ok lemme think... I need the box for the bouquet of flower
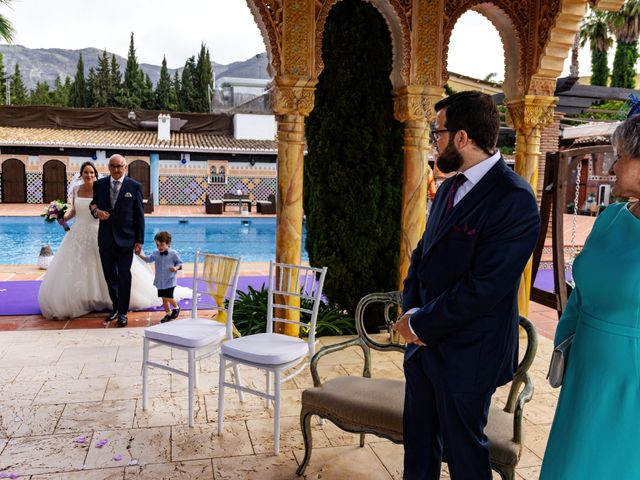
[42,200,70,231]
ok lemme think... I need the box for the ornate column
[271,76,316,336]
[505,94,556,316]
[393,85,444,290]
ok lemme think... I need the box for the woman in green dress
[540,115,640,479]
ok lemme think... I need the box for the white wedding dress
[38,196,191,320]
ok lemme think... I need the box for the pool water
[0,217,308,264]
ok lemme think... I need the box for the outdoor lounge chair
[297,291,538,480]
[143,192,154,214]
[142,252,243,426]
[256,194,276,214]
[205,194,223,214]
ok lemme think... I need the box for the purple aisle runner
[0,276,269,317]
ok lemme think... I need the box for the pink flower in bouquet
[42,200,70,231]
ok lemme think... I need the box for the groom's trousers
[99,244,134,315]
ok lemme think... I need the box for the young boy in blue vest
[136,231,183,323]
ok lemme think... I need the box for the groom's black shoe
[116,315,128,328]
[105,310,118,322]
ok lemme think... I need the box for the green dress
[540,202,640,479]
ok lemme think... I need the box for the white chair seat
[145,318,226,348]
[221,332,309,365]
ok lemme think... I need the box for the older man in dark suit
[90,154,145,328]
[395,91,540,480]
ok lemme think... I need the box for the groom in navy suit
[395,91,540,479]
[90,154,145,328]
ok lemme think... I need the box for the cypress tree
[51,75,71,106]
[69,52,86,108]
[141,72,154,109]
[0,52,6,104]
[195,43,213,112]
[86,67,98,107]
[10,63,28,105]
[155,56,173,110]
[110,53,122,106]
[179,56,198,112]
[171,71,181,111]
[304,0,404,316]
[93,50,111,107]
[122,32,142,108]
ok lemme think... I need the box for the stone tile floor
[0,327,558,479]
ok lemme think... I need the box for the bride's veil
[67,170,103,202]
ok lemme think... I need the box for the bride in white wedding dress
[38,161,191,320]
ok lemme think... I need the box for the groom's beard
[436,137,464,174]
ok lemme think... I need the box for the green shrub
[229,285,355,337]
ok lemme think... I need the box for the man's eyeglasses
[429,128,455,144]
[109,164,126,169]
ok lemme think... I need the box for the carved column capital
[505,95,557,133]
[393,85,444,124]
[270,77,317,117]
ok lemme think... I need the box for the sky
[1,1,587,79]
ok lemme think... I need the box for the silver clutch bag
[547,334,575,388]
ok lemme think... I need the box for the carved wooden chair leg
[493,465,514,480]
[296,411,314,476]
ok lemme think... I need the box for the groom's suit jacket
[92,176,145,249]
[402,158,540,393]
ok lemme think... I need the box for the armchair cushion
[302,376,404,441]
[486,404,520,466]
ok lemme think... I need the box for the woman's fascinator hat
[625,94,640,118]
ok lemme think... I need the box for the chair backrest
[191,251,241,339]
[266,262,328,356]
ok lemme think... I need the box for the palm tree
[579,10,613,86]
[608,0,640,88]
[0,0,15,42]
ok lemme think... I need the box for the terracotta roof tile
[0,127,278,154]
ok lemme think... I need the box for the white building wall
[233,114,276,141]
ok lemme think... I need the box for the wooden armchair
[297,291,538,480]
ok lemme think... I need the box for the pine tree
[30,81,51,105]
[69,52,87,108]
[304,0,404,316]
[195,43,214,112]
[155,56,173,110]
[179,56,198,112]
[110,53,122,106]
[10,63,28,105]
[86,67,98,107]
[122,32,142,108]
[141,72,154,109]
[92,50,111,107]
[170,71,180,111]
[51,75,71,106]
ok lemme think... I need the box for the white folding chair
[142,251,242,427]
[218,261,328,454]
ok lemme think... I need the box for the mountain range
[0,45,271,90]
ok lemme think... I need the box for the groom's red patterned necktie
[444,173,467,216]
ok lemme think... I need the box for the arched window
[210,165,227,184]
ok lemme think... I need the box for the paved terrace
[0,328,555,479]
[0,203,589,477]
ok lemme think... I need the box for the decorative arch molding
[245,0,282,77]
[314,0,410,88]
[531,0,581,85]
[442,1,526,97]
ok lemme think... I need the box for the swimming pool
[0,217,309,264]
